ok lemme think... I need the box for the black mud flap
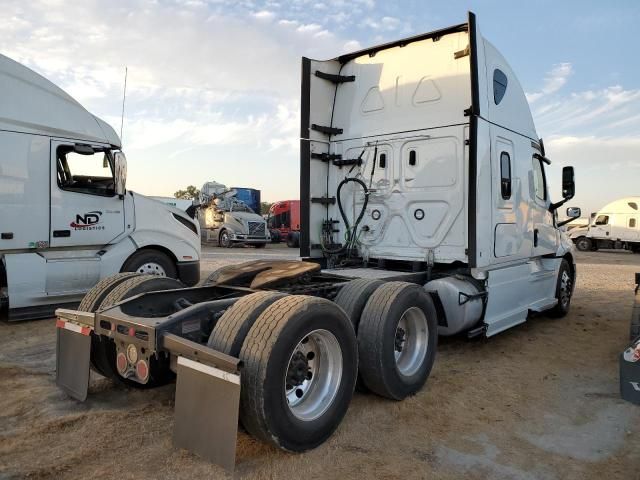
[173,356,241,472]
[56,324,92,401]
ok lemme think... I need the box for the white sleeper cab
[52,12,580,470]
[300,12,579,336]
[0,54,201,320]
[570,197,640,252]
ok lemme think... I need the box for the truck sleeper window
[56,146,115,197]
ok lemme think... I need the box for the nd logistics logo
[70,211,105,231]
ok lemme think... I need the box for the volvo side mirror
[566,207,581,218]
[114,151,127,197]
[562,166,575,199]
[558,206,581,227]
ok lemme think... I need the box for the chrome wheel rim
[285,329,343,421]
[136,262,166,276]
[394,307,429,377]
[559,270,572,308]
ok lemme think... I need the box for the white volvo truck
[0,54,201,321]
[54,12,579,471]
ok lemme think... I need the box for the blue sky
[1,0,639,214]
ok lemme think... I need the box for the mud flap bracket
[173,355,241,472]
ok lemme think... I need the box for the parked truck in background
[199,181,270,247]
[0,54,201,321]
[570,197,640,252]
[267,200,301,247]
[54,12,580,471]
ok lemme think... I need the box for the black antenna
[119,66,128,145]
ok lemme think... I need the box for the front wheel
[239,296,357,452]
[219,229,232,248]
[122,249,177,278]
[575,237,591,252]
[548,259,573,318]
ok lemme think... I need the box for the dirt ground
[1,246,639,479]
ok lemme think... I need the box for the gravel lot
[1,246,639,479]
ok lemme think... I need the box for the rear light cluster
[116,344,150,382]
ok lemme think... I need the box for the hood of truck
[129,192,201,260]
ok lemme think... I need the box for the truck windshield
[56,146,115,197]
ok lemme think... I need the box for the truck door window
[379,153,386,168]
[56,146,115,196]
[630,218,636,228]
[594,215,609,226]
[500,152,511,199]
[531,156,547,201]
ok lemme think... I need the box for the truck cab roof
[0,53,121,147]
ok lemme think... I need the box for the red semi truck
[267,200,300,247]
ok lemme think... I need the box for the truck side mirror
[113,151,127,197]
[562,166,575,199]
[566,207,581,218]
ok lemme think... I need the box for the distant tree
[174,185,200,200]
[261,202,274,215]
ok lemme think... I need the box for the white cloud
[252,10,275,21]
[526,63,573,103]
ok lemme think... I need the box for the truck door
[50,140,125,247]
[591,214,611,240]
[530,154,557,256]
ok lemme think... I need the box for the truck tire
[357,282,438,400]
[78,272,143,376]
[334,279,384,331]
[334,279,384,392]
[93,275,184,387]
[548,259,573,318]
[219,229,232,248]
[575,237,591,252]
[239,296,357,451]
[207,292,285,357]
[122,249,177,278]
[286,232,300,248]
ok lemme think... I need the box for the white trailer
[53,12,580,471]
[0,54,201,321]
[569,197,640,252]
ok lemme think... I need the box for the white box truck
[53,12,580,471]
[0,54,201,321]
[569,197,640,252]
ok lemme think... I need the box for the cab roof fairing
[0,53,122,148]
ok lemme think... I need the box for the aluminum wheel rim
[136,262,166,276]
[559,270,572,307]
[394,307,429,377]
[285,329,343,422]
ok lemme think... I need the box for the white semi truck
[199,181,270,247]
[0,54,201,321]
[54,12,579,471]
[570,197,640,252]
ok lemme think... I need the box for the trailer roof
[0,54,120,147]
